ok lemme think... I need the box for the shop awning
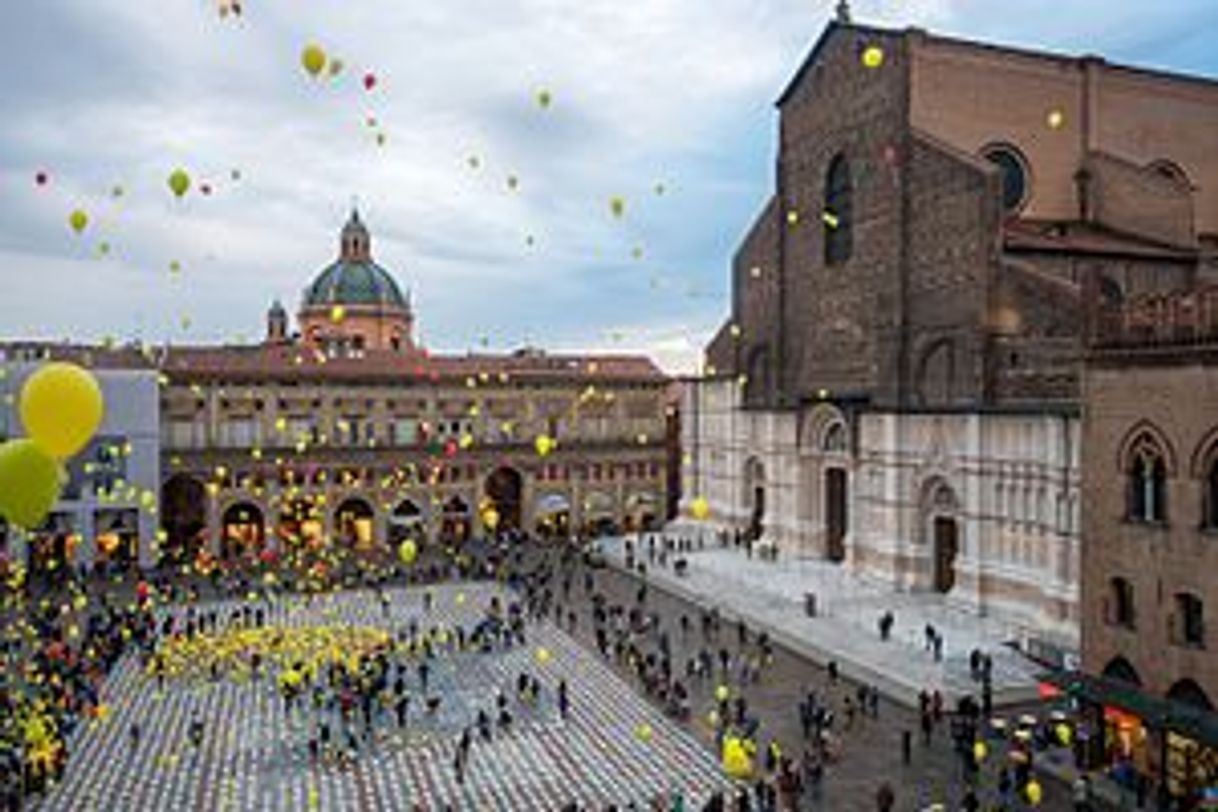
[1041,670,1218,747]
[536,493,571,515]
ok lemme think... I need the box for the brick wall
[1082,357,1218,702]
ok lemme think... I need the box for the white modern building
[0,345,160,572]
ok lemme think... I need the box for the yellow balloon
[973,740,988,763]
[714,684,730,703]
[20,362,104,458]
[1026,780,1042,806]
[862,45,885,69]
[534,434,555,457]
[482,508,500,531]
[397,539,417,565]
[534,647,552,666]
[0,440,62,528]
[635,722,653,743]
[609,196,626,218]
[68,209,89,234]
[691,496,710,521]
[301,44,327,77]
[167,168,191,198]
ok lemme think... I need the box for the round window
[983,145,1030,212]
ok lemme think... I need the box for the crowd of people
[1,524,1110,811]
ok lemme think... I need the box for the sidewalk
[598,535,1045,709]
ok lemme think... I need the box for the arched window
[1107,577,1135,629]
[1173,592,1205,648]
[982,143,1031,213]
[1126,434,1167,523]
[822,422,848,454]
[824,154,853,266]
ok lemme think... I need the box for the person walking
[1072,773,1093,811]
[875,782,895,812]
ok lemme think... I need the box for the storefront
[1043,671,1218,805]
[534,493,571,538]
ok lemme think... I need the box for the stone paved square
[36,582,728,811]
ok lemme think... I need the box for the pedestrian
[875,782,895,812]
[558,680,570,720]
[827,660,838,684]
[901,729,912,765]
[128,722,141,755]
[1072,773,1093,811]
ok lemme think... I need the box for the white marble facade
[677,378,1080,652]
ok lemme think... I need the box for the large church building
[681,16,1218,656]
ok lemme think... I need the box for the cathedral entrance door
[749,485,765,542]
[932,517,958,593]
[824,468,847,563]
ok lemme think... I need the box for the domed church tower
[298,209,414,354]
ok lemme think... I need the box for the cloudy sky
[1,0,1214,372]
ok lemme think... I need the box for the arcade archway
[278,498,324,547]
[441,496,471,543]
[334,497,376,549]
[161,474,207,564]
[535,493,571,538]
[485,467,523,530]
[221,502,265,561]
[390,499,424,544]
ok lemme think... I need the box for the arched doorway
[221,502,265,561]
[334,497,376,549]
[484,467,523,530]
[744,457,765,542]
[29,513,74,581]
[583,492,616,537]
[1168,679,1213,711]
[95,508,139,572]
[1102,656,1142,686]
[279,498,324,547]
[625,492,659,532]
[1165,680,1218,800]
[441,496,470,543]
[161,474,206,564]
[535,493,571,538]
[390,499,423,544]
[824,469,848,563]
[923,479,960,594]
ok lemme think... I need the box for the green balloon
[168,168,191,198]
[0,439,62,529]
[69,209,89,234]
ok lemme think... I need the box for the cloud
[0,0,1214,373]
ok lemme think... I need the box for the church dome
[304,260,407,308]
[302,209,409,310]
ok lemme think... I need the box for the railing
[1093,286,1218,349]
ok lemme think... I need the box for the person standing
[875,782,895,812]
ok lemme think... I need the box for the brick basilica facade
[681,16,1218,657]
